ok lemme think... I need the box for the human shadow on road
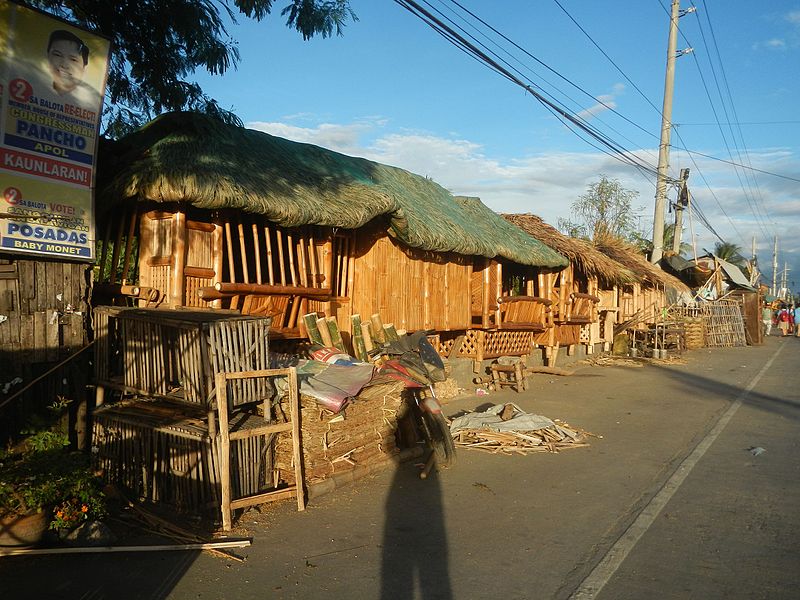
[380,459,452,600]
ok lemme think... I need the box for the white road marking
[569,343,785,600]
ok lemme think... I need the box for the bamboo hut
[502,214,639,356]
[95,112,567,353]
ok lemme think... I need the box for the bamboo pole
[237,216,250,284]
[370,314,386,344]
[316,317,333,347]
[252,222,262,284]
[206,282,331,297]
[361,322,374,353]
[264,225,275,285]
[276,229,286,285]
[308,231,319,288]
[326,317,344,351]
[297,230,309,288]
[225,219,236,283]
[351,314,368,361]
[303,313,323,344]
[286,231,298,287]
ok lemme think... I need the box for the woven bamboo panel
[457,329,534,360]
[274,381,405,483]
[683,319,706,349]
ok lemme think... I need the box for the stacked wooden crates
[91,307,299,520]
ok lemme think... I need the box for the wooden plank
[288,366,305,511]
[171,211,187,307]
[215,372,233,531]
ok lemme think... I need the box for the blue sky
[195,1,800,293]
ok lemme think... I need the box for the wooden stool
[489,360,526,392]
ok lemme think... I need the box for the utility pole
[651,0,693,265]
[672,168,689,254]
[772,236,778,297]
[781,262,790,300]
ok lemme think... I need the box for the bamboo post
[211,223,224,308]
[215,372,233,531]
[303,313,323,345]
[170,211,187,307]
[308,232,319,288]
[252,222,262,284]
[286,232,298,287]
[276,229,287,285]
[288,367,305,511]
[370,313,386,344]
[264,225,275,285]
[316,316,333,347]
[224,220,236,283]
[326,317,344,352]
[297,230,309,288]
[237,216,250,284]
[351,314,368,361]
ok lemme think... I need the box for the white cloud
[243,117,800,287]
[575,84,625,120]
[786,10,800,25]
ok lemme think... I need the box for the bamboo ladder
[214,368,305,531]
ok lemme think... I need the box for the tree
[713,241,747,268]
[557,176,643,241]
[29,1,357,137]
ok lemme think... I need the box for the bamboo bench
[497,296,553,332]
[560,292,600,324]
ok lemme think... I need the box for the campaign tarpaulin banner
[0,0,109,261]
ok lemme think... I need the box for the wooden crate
[93,399,279,517]
[93,306,272,408]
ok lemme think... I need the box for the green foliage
[557,176,644,242]
[0,399,106,529]
[713,241,747,267]
[29,0,357,137]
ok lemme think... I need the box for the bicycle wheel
[416,408,457,468]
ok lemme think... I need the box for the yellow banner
[0,0,109,261]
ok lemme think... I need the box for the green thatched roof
[99,112,567,269]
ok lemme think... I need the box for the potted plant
[0,428,107,547]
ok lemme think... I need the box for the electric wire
[393,0,662,177]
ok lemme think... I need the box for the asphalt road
[2,337,798,599]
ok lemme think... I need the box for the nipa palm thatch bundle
[99,112,568,269]
[501,213,639,286]
[274,381,406,483]
[593,233,690,293]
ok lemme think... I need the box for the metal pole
[651,0,681,264]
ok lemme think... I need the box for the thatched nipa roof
[501,213,639,286]
[593,234,690,292]
[99,112,567,269]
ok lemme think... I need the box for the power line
[393,0,662,177]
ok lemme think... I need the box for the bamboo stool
[215,367,305,531]
[489,358,526,393]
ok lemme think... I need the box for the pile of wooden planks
[453,419,594,455]
[274,381,406,482]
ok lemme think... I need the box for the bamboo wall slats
[350,233,471,332]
